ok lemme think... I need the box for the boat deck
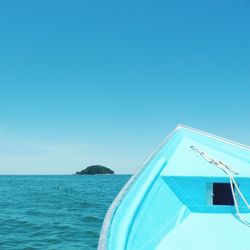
[157,213,250,250]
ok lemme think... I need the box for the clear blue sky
[0,0,249,174]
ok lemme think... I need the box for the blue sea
[0,175,130,250]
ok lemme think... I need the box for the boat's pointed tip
[176,124,186,129]
[176,124,203,133]
[175,124,193,131]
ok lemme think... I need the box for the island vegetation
[76,165,114,175]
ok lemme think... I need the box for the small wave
[83,230,99,238]
[80,201,95,208]
[82,215,102,223]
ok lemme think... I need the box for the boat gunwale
[97,126,181,250]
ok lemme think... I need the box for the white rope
[190,145,250,227]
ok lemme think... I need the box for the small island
[76,165,114,175]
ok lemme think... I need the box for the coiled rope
[190,145,250,227]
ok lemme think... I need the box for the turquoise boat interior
[98,125,250,250]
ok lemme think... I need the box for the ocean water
[0,175,131,250]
